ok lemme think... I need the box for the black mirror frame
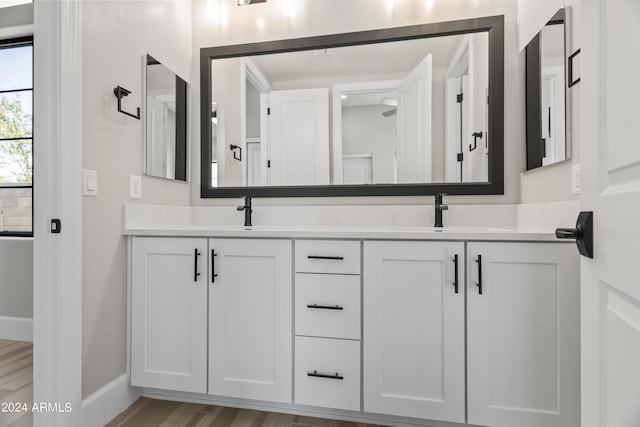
[525,9,566,171]
[200,15,504,198]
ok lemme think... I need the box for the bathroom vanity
[125,222,579,427]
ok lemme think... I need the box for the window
[0,37,33,236]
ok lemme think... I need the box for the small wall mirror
[144,54,188,181]
[525,9,568,170]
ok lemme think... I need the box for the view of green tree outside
[1,37,33,234]
[0,95,33,183]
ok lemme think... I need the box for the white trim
[0,316,33,342]
[33,1,84,426]
[81,374,141,427]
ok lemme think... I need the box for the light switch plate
[82,169,98,197]
[129,175,142,199]
[572,163,581,194]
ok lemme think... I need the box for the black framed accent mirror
[145,54,188,181]
[525,9,567,170]
[201,15,504,198]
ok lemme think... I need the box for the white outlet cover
[572,163,581,194]
[129,175,142,199]
[82,169,98,197]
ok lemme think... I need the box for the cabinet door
[130,237,207,393]
[363,241,465,422]
[209,238,292,403]
[467,242,579,427]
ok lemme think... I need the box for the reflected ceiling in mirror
[201,16,504,198]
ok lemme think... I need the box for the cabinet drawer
[295,240,360,274]
[295,274,360,340]
[295,336,360,411]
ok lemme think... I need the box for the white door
[268,88,329,185]
[363,241,465,423]
[581,1,640,426]
[146,96,167,177]
[208,238,292,403]
[467,242,579,427]
[246,139,261,186]
[396,54,432,183]
[130,237,208,393]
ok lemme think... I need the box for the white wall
[191,0,523,207]
[517,0,564,51]
[81,0,192,398]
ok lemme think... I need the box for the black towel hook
[113,86,140,120]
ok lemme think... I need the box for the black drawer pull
[307,255,344,260]
[307,370,343,380]
[307,304,344,310]
[194,249,201,282]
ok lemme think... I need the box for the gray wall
[0,238,32,319]
[342,105,396,184]
[81,0,192,398]
[191,0,526,207]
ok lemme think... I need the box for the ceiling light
[238,0,266,5]
[341,95,347,100]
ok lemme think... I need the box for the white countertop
[123,225,563,241]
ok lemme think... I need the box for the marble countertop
[123,225,564,242]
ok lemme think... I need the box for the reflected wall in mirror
[145,54,188,181]
[525,9,567,170]
[201,16,504,198]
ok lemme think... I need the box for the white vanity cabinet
[130,237,208,393]
[466,242,580,427]
[363,240,466,423]
[208,238,292,403]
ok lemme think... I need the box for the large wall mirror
[201,16,504,198]
[525,9,568,170]
[145,54,188,181]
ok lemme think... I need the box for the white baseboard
[0,316,33,342]
[81,374,141,427]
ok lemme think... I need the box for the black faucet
[237,196,252,227]
[434,193,448,228]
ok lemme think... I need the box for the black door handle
[555,211,593,258]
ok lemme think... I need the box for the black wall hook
[113,86,140,120]
[470,131,483,151]
[230,144,242,161]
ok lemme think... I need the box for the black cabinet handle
[211,249,218,283]
[476,255,483,295]
[307,255,344,260]
[452,254,459,294]
[194,249,201,282]
[307,370,343,380]
[306,304,344,310]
